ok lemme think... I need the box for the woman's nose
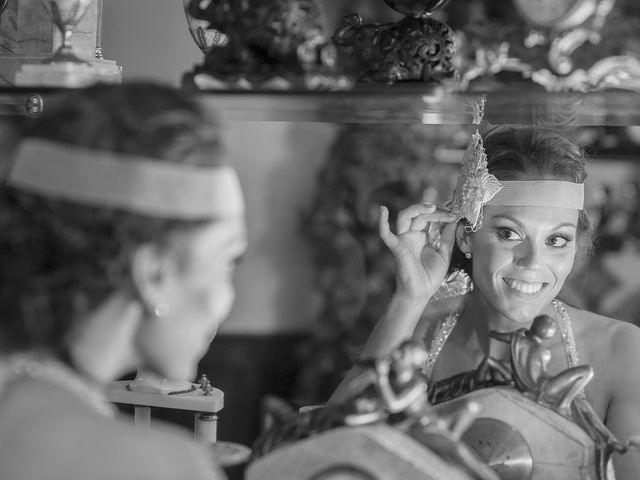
[514,239,544,269]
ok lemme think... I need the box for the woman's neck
[66,294,143,384]
[457,291,554,355]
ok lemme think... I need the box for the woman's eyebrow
[553,222,578,229]
[491,215,577,230]
[491,214,522,227]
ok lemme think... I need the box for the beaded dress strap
[423,298,467,379]
[424,298,583,382]
[552,299,580,368]
[552,299,588,402]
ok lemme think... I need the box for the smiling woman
[462,202,579,325]
[331,125,640,480]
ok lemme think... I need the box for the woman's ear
[455,222,473,257]
[130,243,172,316]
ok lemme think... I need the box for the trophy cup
[13,0,122,86]
[40,0,94,64]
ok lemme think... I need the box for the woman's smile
[502,277,548,297]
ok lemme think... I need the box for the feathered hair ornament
[447,96,502,232]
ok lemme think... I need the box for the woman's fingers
[397,203,436,234]
[397,204,455,234]
[409,214,431,233]
[382,204,458,260]
[379,206,399,250]
[437,221,458,259]
[409,211,457,232]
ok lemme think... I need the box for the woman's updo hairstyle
[0,82,224,355]
[449,124,592,276]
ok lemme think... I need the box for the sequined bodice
[424,298,615,478]
[424,297,581,379]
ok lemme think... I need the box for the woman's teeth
[503,278,544,295]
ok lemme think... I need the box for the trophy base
[14,57,122,87]
[127,371,196,395]
[247,423,474,480]
[435,387,600,480]
[42,44,92,66]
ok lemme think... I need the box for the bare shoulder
[567,305,640,347]
[565,305,640,387]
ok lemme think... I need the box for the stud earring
[154,302,170,318]
[464,252,472,259]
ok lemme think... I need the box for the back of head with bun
[0,82,225,355]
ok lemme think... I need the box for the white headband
[6,139,244,219]
[486,180,584,210]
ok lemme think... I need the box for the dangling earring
[154,302,170,318]
[464,252,472,259]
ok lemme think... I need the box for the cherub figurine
[373,340,431,416]
[252,340,497,480]
[479,315,631,479]
[479,314,592,417]
[373,345,497,480]
[339,339,431,426]
[252,340,431,455]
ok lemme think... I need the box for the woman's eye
[496,227,521,241]
[547,235,570,248]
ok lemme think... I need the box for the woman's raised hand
[379,203,458,301]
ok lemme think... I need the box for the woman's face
[137,216,247,381]
[463,205,579,324]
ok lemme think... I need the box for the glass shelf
[2,86,640,125]
[195,87,640,126]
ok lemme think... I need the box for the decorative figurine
[373,340,430,416]
[183,0,228,55]
[199,374,215,396]
[251,340,499,480]
[333,0,456,84]
[428,314,640,479]
[450,0,640,91]
[340,340,432,426]
[479,315,593,417]
[182,0,352,90]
